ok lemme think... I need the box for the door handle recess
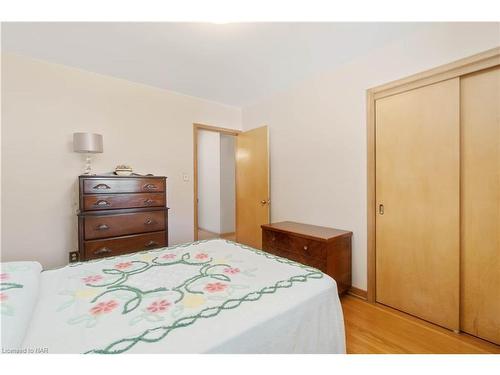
[378,204,384,215]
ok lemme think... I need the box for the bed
[1,239,345,354]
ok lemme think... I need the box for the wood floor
[198,229,236,241]
[341,295,500,354]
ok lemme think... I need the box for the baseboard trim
[198,228,220,235]
[347,286,368,300]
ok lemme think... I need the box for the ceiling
[2,22,426,107]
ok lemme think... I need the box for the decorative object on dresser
[261,221,352,295]
[77,175,168,261]
[73,132,103,175]
[114,164,133,176]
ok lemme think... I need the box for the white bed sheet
[21,239,345,354]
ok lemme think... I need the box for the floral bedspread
[1,262,42,351]
[21,239,344,354]
[1,266,25,316]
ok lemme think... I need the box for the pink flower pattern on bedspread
[47,240,325,354]
[58,240,319,337]
[90,300,118,315]
[82,275,103,284]
[115,262,133,270]
[161,253,176,260]
[204,282,228,293]
[223,267,240,275]
[146,300,171,313]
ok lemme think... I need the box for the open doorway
[193,123,270,247]
[193,124,240,241]
[197,129,236,241]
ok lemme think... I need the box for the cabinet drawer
[262,230,291,249]
[265,247,326,272]
[288,235,326,260]
[84,211,165,240]
[84,231,166,260]
[83,193,165,211]
[83,178,165,194]
[263,230,326,260]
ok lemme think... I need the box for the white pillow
[1,261,42,351]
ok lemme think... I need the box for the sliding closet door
[375,78,460,330]
[460,66,500,344]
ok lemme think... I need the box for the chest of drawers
[261,221,352,295]
[77,175,168,261]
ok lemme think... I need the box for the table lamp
[73,132,103,175]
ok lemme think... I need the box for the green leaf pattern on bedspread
[55,240,323,354]
[0,265,26,316]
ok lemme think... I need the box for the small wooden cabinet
[261,221,352,295]
[78,175,168,261]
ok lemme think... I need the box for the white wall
[242,23,500,290]
[197,130,221,233]
[1,53,241,269]
[220,134,236,234]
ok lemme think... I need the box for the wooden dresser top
[261,221,352,242]
[79,175,167,179]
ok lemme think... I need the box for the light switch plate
[182,173,190,182]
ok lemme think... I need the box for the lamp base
[83,155,93,175]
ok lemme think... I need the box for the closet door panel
[375,78,460,330]
[460,66,500,344]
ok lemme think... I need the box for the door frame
[193,123,241,241]
[366,47,500,303]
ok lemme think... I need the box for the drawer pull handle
[93,183,111,190]
[97,224,110,230]
[303,245,309,251]
[271,236,276,241]
[143,183,158,191]
[144,199,155,205]
[145,240,158,247]
[145,219,156,225]
[95,200,111,207]
[94,247,112,255]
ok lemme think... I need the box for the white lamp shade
[73,133,103,153]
